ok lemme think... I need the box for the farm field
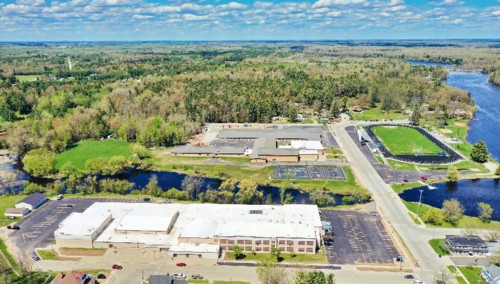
[372,126,444,155]
[55,140,134,170]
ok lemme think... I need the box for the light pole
[417,189,424,216]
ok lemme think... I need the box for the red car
[112,264,123,270]
[176,262,187,267]
[420,176,428,181]
[403,179,409,183]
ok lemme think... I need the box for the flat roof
[446,235,487,247]
[5,208,28,214]
[55,212,111,238]
[291,140,324,150]
[71,203,321,247]
[117,208,177,232]
[17,193,46,206]
[172,146,246,155]
[218,129,322,141]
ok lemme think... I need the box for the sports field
[55,140,134,170]
[371,126,444,155]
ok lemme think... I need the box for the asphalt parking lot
[321,210,399,265]
[9,197,145,256]
[274,166,346,180]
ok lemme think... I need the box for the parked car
[97,273,106,279]
[191,274,203,279]
[143,198,150,202]
[176,262,187,267]
[403,179,409,183]
[66,204,73,208]
[173,273,186,279]
[420,176,427,181]
[57,194,64,200]
[413,280,425,284]
[166,200,172,204]
[112,264,123,270]
[404,275,414,279]
[7,225,20,230]
[32,253,40,261]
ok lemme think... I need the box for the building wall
[299,154,318,161]
[219,236,317,254]
[15,202,34,211]
[261,155,299,163]
[178,237,217,245]
[250,158,267,164]
[168,252,219,262]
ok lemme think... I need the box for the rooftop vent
[249,210,263,215]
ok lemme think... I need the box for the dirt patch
[454,122,467,127]
[59,247,107,256]
[440,129,453,134]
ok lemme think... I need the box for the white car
[173,274,186,279]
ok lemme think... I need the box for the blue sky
[0,0,499,41]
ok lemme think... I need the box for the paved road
[329,123,454,283]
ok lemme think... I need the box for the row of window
[221,246,314,253]
[220,239,314,246]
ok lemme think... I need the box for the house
[149,275,188,284]
[15,193,47,210]
[51,271,96,284]
[482,264,500,284]
[4,208,30,218]
[445,235,488,255]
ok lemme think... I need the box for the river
[409,60,500,161]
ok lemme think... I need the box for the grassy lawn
[387,158,488,174]
[0,195,27,227]
[218,156,251,163]
[387,159,417,171]
[372,126,444,155]
[428,239,450,256]
[351,105,407,121]
[404,201,500,229]
[438,119,474,157]
[59,247,107,256]
[37,250,57,260]
[457,266,486,284]
[0,238,19,271]
[225,249,327,263]
[456,276,467,284]
[391,182,422,194]
[15,75,38,82]
[55,140,134,170]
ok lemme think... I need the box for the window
[279,247,285,251]
[256,241,262,245]
[263,240,270,245]
[237,240,244,244]
[228,240,234,244]
[245,246,252,251]
[186,254,189,258]
[287,247,293,252]
[287,241,294,246]
[264,247,270,252]
[307,241,314,246]
[278,240,285,245]
[221,239,227,244]
[306,248,313,253]
[298,248,304,252]
[256,247,262,251]
[298,241,305,245]
[245,240,252,245]
[221,246,227,250]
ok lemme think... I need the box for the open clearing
[15,75,38,82]
[372,126,444,155]
[55,140,134,169]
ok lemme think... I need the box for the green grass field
[55,140,134,170]
[372,126,444,155]
[15,75,38,82]
[457,266,486,284]
[0,195,27,227]
[428,239,450,256]
[225,248,327,263]
[351,105,407,121]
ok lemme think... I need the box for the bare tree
[434,266,452,284]
[0,259,12,284]
[18,256,33,282]
[461,220,478,237]
[485,230,500,242]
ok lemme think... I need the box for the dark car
[324,240,333,246]
[404,275,414,279]
[32,253,40,261]
[112,264,123,270]
[403,179,409,183]
[176,262,187,267]
[143,198,151,202]
[191,274,203,279]
[66,204,73,208]
[7,225,20,230]
[97,273,106,279]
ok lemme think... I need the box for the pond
[0,160,343,206]
[399,179,500,221]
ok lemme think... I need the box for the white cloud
[254,2,273,9]
[218,2,248,10]
[327,10,342,17]
[430,0,464,6]
[183,13,209,21]
[312,0,366,8]
[493,10,500,16]
[92,0,136,6]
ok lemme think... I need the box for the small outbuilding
[482,264,500,284]
[15,193,47,210]
[445,235,488,255]
[4,208,30,218]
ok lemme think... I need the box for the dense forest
[0,42,486,158]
